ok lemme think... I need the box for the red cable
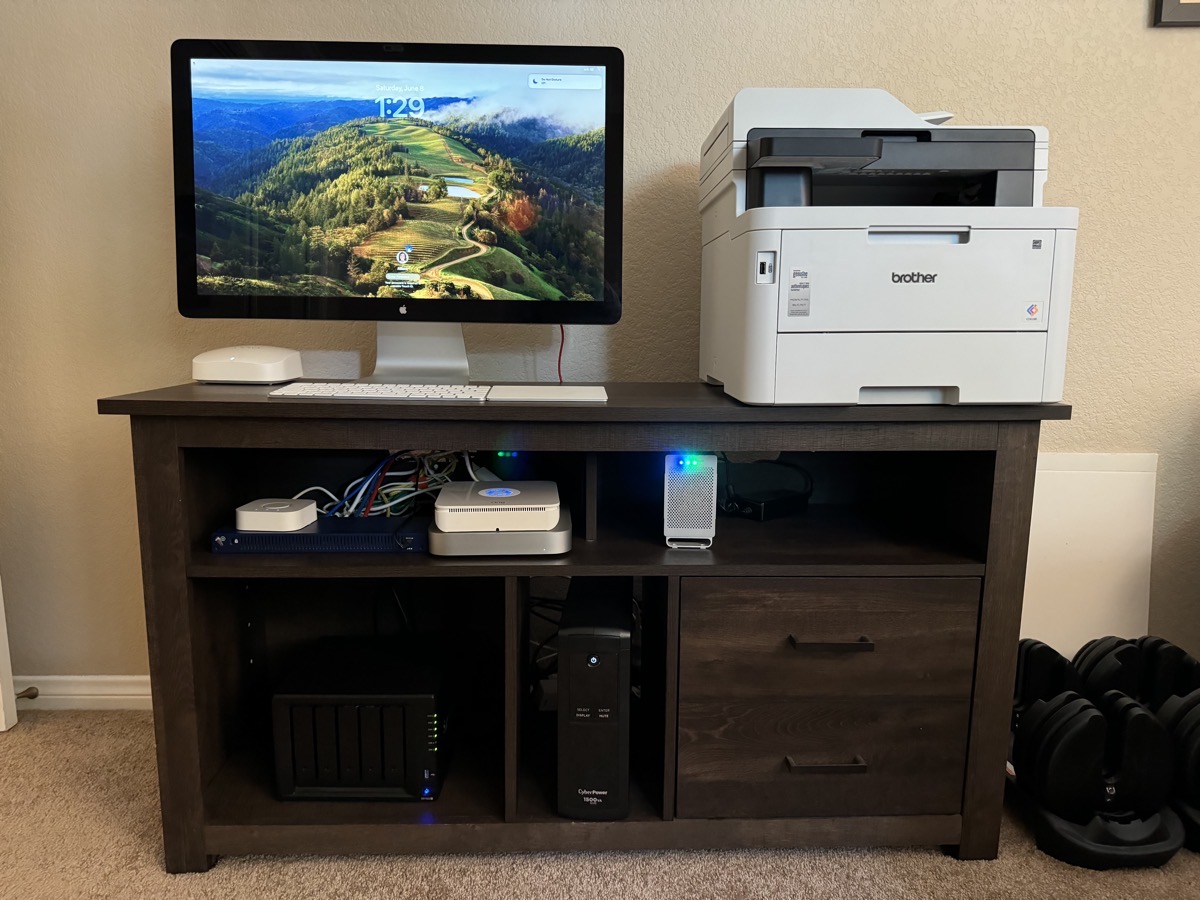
[558,324,565,384]
[362,457,395,516]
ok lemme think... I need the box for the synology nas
[272,637,445,801]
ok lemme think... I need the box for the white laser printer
[698,88,1078,405]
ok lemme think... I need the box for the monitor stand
[361,321,608,402]
[365,322,469,384]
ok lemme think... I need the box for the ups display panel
[172,41,622,323]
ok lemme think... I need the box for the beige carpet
[2,711,1199,900]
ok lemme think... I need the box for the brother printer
[698,88,1078,405]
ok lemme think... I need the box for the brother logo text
[892,272,938,283]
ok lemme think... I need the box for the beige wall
[1,1,1198,675]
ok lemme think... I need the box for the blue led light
[423,786,432,796]
[481,487,518,497]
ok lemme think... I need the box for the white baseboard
[13,675,152,711]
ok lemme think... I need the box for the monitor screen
[171,41,622,324]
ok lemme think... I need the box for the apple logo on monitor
[399,306,407,315]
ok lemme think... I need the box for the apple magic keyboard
[268,383,607,402]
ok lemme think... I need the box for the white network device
[235,498,318,532]
[434,481,561,533]
[193,345,303,384]
[664,454,718,549]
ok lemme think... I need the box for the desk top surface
[98,382,1072,424]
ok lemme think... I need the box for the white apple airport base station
[428,506,573,556]
[235,498,318,532]
[192,346,303,384]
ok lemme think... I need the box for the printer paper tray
[771,331,1051,405]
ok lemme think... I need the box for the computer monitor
[171,39,623,381]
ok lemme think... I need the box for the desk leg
[957,421,1040,860]
[131,418,211,873]
[504,577,526,822]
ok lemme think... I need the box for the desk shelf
[186,506,985,580]
[100,383,1064,871]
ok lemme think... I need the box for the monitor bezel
[171,39,623,324]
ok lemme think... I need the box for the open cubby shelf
[187,506,985,579]
[99,383,1066,871]
[205,743,505,828]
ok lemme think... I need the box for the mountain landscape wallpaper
[189,59,607,302]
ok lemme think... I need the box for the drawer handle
[785,755,869,775]
[787,634,874,652]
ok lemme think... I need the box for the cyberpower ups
[557,578,632,820]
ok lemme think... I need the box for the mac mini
[429,506,572,557]
[434,481,561,533]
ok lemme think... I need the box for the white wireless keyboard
[270,383,491,401]
[268,383,608,402]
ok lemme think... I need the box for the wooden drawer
[676,697,970,818]
[679,577,979,699]
[676,577,978,818]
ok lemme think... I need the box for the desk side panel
[957,421,1040,859]
[131,417,211,873]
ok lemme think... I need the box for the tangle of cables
[291,451,476,518]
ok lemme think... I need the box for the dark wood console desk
[99,382,1069,873]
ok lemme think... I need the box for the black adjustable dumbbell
[1008,638,1182,868]
[1134,635,1200,847]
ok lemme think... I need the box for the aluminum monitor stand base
[364,322,609,402]
[365,322,470,384]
